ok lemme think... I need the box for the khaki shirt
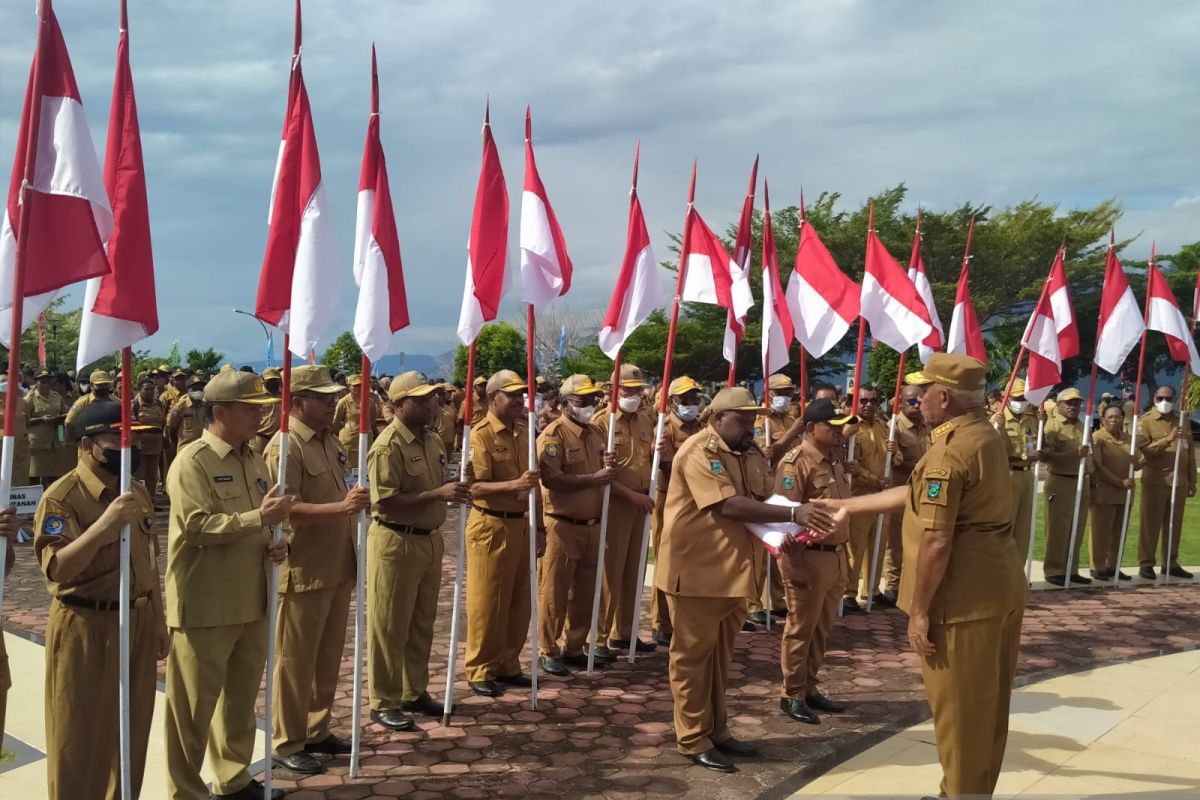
[369,417,448,531]
[66,391,109,439]
[160,384,181,407]
[132,395,167,456]
[470,411,529,515]
[436,405,457,452]
[25,389,66,450]
[1138,408,1197,490]
[596,409,654,493]
[334,393,379,449]
[899,411,1026,624]
[539,413,605,519]
[254,396,283,450]
[753,409,798,453]
[1091,428,1133,504]
[267,417,355,592]
[653,426,770,599]
[34,464,157,601]
[167,396,205,448]
[165,429,273,628]
[894,412,931,484]
[850,415,897,493]
[1001,406,1039,466]
[658,413,703,494]
[1043,412,1093,477]
[458,396,486,427]
[776,438,850,545]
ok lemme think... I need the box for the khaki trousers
[272,581,352,754]
[665,594,745,755]
[368,526,443,708]
[1043,473,1089,579]
[884,511,904,592]
[0,634,9,743]
[165,617,267,800]
[1009,469,1035,562]
[923,609,1024,799]
[45,600,156,800]
[650,489,671,634]
[1089,503,1126,574]
[779,548,847,699]
[599,496,647,642]
[538,518,599,658]
[1138,481,1188,569]
[464,512,530,682]
[747,547,767,614]
[845,513,880,600]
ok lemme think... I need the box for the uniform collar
[288,415,318,442]
[1147,407,1176,422]
[392,417,419,444]
[76,460,114,501]
[800,437,836,465]
[485,410,514,435]
[201,428,242,459]
[557,410,591,435]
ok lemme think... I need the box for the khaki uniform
[333,393,379,466]
[66,390,109,441]
[250,395,282,456]
[537,403,560,432]
[900,410,1026,798]
[1000,407,1039,562]
[367,418,448,709]
[753,408,798,455]
[0,541,13,740]
[775,440,850,700]
[34,466,158,800]
[752,409,797,614]
[651,413,702,635]
[654,427,769,755]
[132,395,167,491]
[1090,428,1134,574]
[847,415,897,599]
[435,404,457,454]
[537,413,605,658]
[884,412,930,593]
[1,392,31,486]
[1137,408,1196,569]
[1041,412,1092,579]
[458,395,486,428]
[165,396,205,452]
[160,383,182,407]
[26,389,67,479]
[465,412,532,682]
[595,409,654,643]
[164,430,273,800]
[266,418,355,755]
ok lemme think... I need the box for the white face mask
[675,404,700,421]
[770,395,790,413]
[570,404,595,424]
[188,390,205,402]
[1155,400,1174,415]
[1009,400,1029,415]
[618,396,641,414]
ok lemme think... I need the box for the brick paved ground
[4,505,1199,799]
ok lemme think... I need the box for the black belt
[375,519,433,536]
[807,543,844,553]
[471,504,527,520]
[58,593,150,612]
[547,512,600,527]
[1011,465,1030,472]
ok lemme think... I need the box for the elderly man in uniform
[536,374,612,675]
[265,366,369,775]
[833,354,1027,799]
[34,404,163,799]
[1040,387,1092,586]
[27,368,68,487]
[1137,384,1196,579]
[655,386,840,773]
[845,384,899,609]
[993,378,1039,564]
[881,382,930,606]
[1090,404,1139,580]
[464,370,542,697]
[251,367,283,456]
[164,370,293,800]
[367,372,470,726]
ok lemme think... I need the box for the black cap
[803,399,858,426]
[77,402,152,438]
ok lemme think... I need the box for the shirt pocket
[564,446,584,466]
[213,482,247,508]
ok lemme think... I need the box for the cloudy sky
[2,1,1198,362]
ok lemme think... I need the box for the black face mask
[95,445,141,476]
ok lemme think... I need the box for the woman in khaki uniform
[1090,405,1138,580]
[132,377,167,493]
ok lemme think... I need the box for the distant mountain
[238,352,449,378]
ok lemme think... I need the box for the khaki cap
[904,354,986,391]
[618,364,646,388]
[389,371,437,401]
[291,365,342,394]
[186,374,206,388]
[220,363,235,372]
[262,367,282,380]
[1057,387,1083,402]
[669,376,702,396]
[486,370,527,395]
[157,363,172,373]
[90,370,113,385]
[1011,377,1027,398]
[561,374,603,396]
[767,373,795,390]
[348,374,363,387]
[473,376,488,386]
[709,386,769,414]
[203,370,277,404]
[171,368,186,378]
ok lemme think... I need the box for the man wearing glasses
[1137,385,1196,580]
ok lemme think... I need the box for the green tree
[186,348,224,373]
[453,322,527,383]
[321,331,364,375]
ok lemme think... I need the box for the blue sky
[2,1,1198,362]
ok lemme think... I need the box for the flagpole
[264,339,292,797]
[1063,361,1098,590]
[523,305,540,706]
[349,351,370,777]
[1163,367,1188,586]
[442,341,475,725]
[627,161,697,664]
[118,346,133,800]
[761,363,774,630]
[864,352,906,613]
[846,204,874,469]
[587,353,620,675]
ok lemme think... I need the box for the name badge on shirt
[214,475,234,483]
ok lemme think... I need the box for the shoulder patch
[925,466,950,479]
[704,433,721,453]
[709,459,723,474]
[42,515,66,536]
[932,421,955,439]
[781,447,801,464]
[781,475,796,490]
[544,442,559,456]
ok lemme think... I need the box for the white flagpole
[1063,414,1094,590]
[442,346,476,726]
[264,346,292,798]
[762,416,772,631]
[587,377,619,675]
[118,350,133,800]
[627,410,666,663]
[1112,412,1140,588]
[1163,375,1188,586]
[1027,418,1046,584]
[349,352,371,777]
[525,306,539,709]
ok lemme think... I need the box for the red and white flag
[1192,268,1199,323]
[1021,285,1062,406]
[352,47,408,364]
[256,6,340,357]
[907,215,943,361]
[860,229,933,353]
[1146,260,1200,376]
[679,182,748,364]
[1093,235,1143,375]
[77,5,158,369]
[784,201,859,358]
[724,158,758,360]
[457,102,510,346]
[1047,245,1079,360]
[520,108,572,312]
[1,0,112,346]
[760,181,793,376]
[598,145,660,359]
[946,261,986,362]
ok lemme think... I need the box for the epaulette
[780,447,801,465]
[703,432,721,453]
[932,421,956,440]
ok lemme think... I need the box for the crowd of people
[0,354,1193,799]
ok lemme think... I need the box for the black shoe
[686,747,736,773]
[591,644,616,661]
[841,597,862,614]
[780,697,820,724]
[539,656,570,676]
[271,749,324,775]
[562,653,601,670]
[881,589,899,606]
[1116,571,1132,581]
[652,628,673,646]
[469,680,502,698]
[1138,566,1157,580]
[369,708,415,731]
[871,592,895,608]
[1068,574,1092,585]
[609,637,657,653]
[1044,574,1066,586]
[400,692,446,717]
[806,692,847,713]
[770,608,788,620]
[714,738,759,757]
[746,611,770,625]
[1091,568,1113,580]
[1166,566,1194,579]
[497,672,533,687]
[305,733,351,754]
[741,620,759,632]
[214,778,287,799]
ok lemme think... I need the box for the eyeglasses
[1154,396,1173,402]
[905,398,921,407]
[860,397,880,405]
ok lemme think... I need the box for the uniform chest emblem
[709,460,723,474]
[781,476,796,490]
[257,478,269,494]
[545,443,558,456]
[338,452,347,465]
[43,515,66,536]
[927,481,942,499]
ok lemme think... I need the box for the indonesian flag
[256,7,340,358]
[77,7,158,370]
[1146,261,1200,376]
[457,102,510,346]
[1093,237,1143,375]
[725,157,758,358]
[946,261,986,362]
[1021,285,1062,406]
[785,205,859,359]
[520,107,572,311]
[598,145,660,359]
[352,47,409,364]
[1047,245,1079,360]
[0,0,112,346]
[907,217,943,361]
[760,181,793,376]
[861,230,933,353]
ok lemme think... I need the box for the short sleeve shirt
[596,409,654,493]
[776,439,851,545]
[368,417,449,531]
[470,411,529,514]
[538,413,605,519]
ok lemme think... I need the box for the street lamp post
[232,308,274,367]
